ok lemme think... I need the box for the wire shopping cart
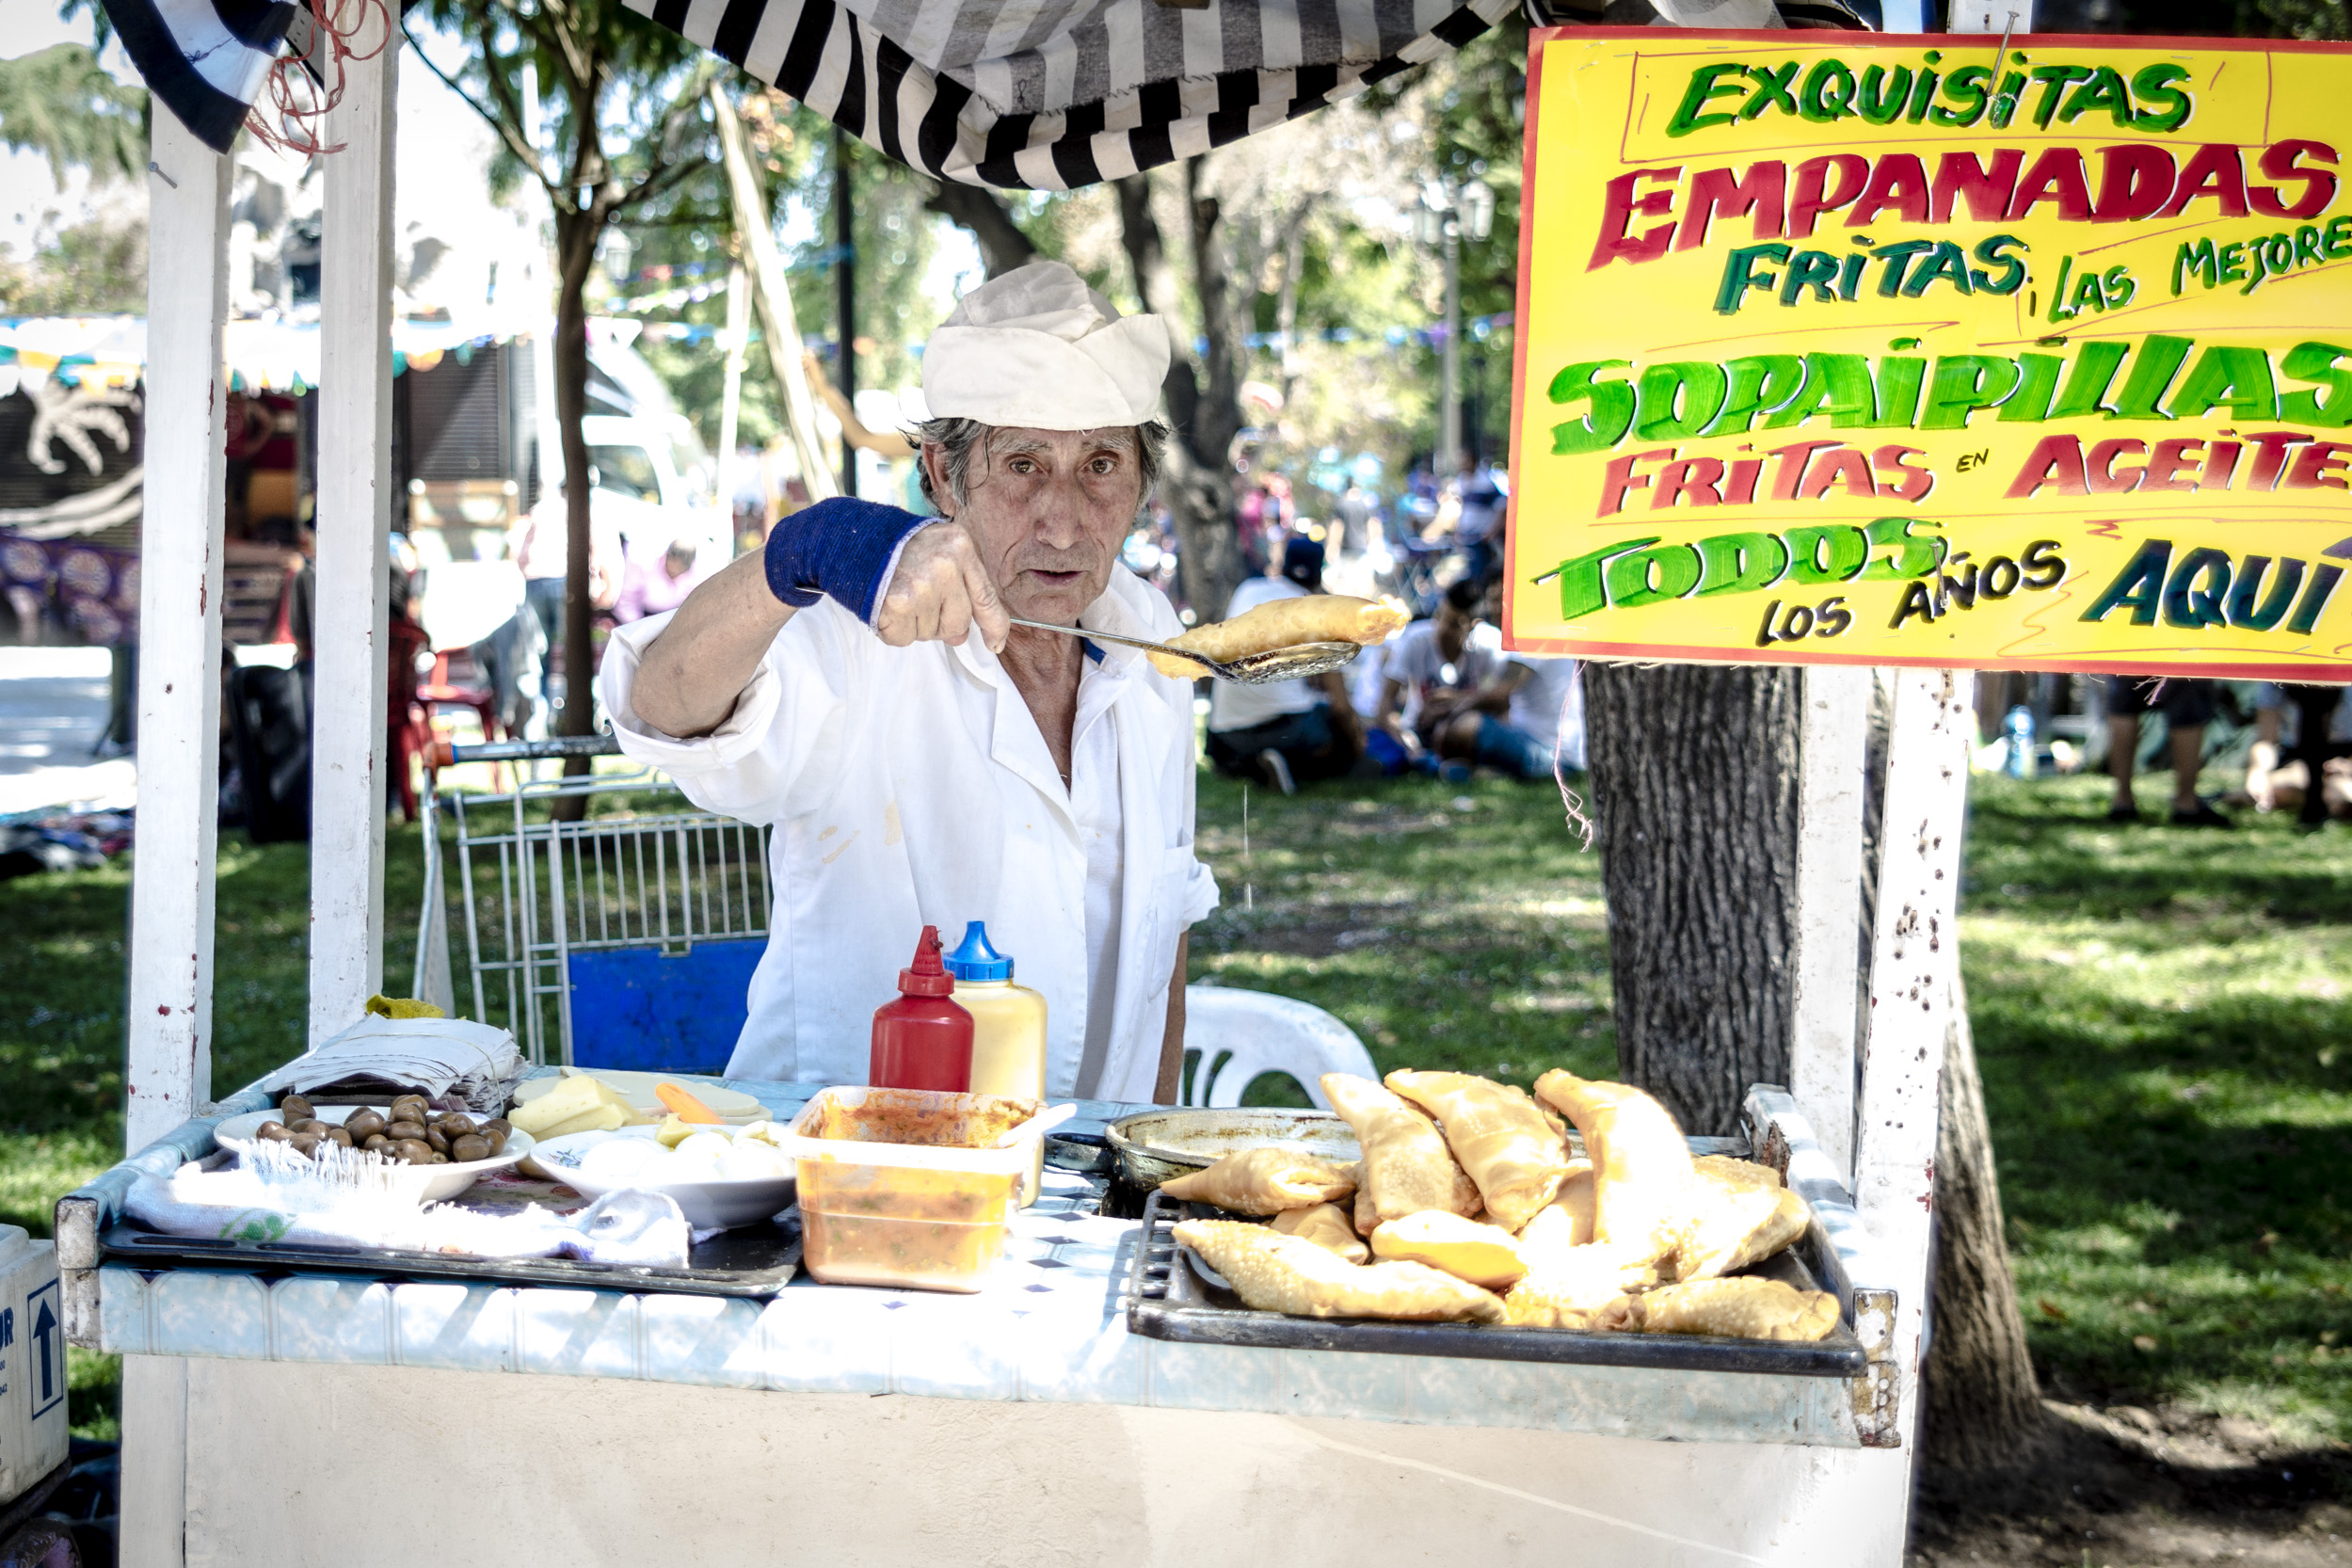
[410,735,774,1071]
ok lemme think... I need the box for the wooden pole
[710,87,836,503]
[310,32,399,1040]
[716,259,747,530]
[833,124,856,498]
[1848,666,1976,1544]
[1789,664,1870,1182]
[119,104,232,1568]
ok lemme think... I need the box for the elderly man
[601,263,1217,1101]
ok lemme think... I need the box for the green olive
[385,1120,426,1143]
[478,1128,508,1155]
[434,1112,475,1135]
[287,1118,327,1137]
[450,1134,491,1163]
[482,1118,512,1139]
[323,1125,353,1148]
[288,1132,323,1158]
[427,1150,449,1164]
[424,1125,451,1154]
[280,1095,315,1123]
[255,1120,292,1143]
[391,1096,431,1125]
[362,1133,392,1153]
[392,1139,433,1164]
[344,1111,388,1143]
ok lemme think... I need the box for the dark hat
[1280,534,1326,590]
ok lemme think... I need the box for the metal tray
[1126,1192,1866,1377]
[99,1214,801,1299]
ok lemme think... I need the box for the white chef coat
[598,564,1219,1101]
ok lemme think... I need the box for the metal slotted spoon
[1005,616,1363,684]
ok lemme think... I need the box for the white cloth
[922,261,1170,430]
[599,566,1218,1102]
[1207,577,1320,733]
[1382,620,1506,731]
[1508,656,1585,771]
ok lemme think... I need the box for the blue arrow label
[27,1280,62,1421]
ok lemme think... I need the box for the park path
[0,648,135,816]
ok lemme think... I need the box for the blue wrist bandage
[762,496,931,622]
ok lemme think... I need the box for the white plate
[529,1125,796,1230]
[512,1071,767,1124]
[213,1105,536,1205]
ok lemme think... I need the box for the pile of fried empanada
[1158,1069,1836,1342]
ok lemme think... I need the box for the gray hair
[909,417,1168,516]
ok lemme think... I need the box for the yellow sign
[1505,30,2352,679]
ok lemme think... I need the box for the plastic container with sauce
[787,1086,1048,1292]
[869,926,973,1092]
[945,921,1048,1207]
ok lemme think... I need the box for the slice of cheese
[510,1075,645,1138]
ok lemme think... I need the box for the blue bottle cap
[944,920,1013,982]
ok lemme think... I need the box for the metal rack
[409,734,773,1066]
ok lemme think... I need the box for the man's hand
[872,521,1011,654]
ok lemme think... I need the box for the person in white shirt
[1203,536,1368,793]
[600,262,1218,1102]
[1373,577,1553,782]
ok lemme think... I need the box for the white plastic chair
[1180,985,1378,1110]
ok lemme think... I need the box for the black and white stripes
[103,0,302,152]
[628,0,1520,190]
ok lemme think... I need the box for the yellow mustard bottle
[945,920,1048,1207]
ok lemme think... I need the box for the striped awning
[629,0,1519,189]
[107,0,1518,186]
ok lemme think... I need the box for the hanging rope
[242,0,392,158]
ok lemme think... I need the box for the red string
[242,0,392,158]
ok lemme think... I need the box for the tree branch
[922,180,1038,279]
[399,19,558,198]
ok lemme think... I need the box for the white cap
[920,260,1168,430]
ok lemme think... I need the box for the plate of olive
[214,1093,536,1203]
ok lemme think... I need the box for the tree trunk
[921,182,1037,279]
[1582,664,1802,1135]
[1112,165,1243,619]
[551,206,600,820]
[1925,969,2046,1470]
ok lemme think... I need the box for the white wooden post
[1789,664,1871,1183]
[1847,666,1976,1546]
[119,105,232,1568]
[309,32,398,1041]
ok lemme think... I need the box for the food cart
[53,0,2352,1561]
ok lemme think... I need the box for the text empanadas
[1321,1073,1481,1224]
[1174,1219,1506,1322]
[1599,1277,1839,1342]
[1369,1210,1529,1289]
[1158,1146,1356,1215]
[1146,594,1409,679]
[1271,1201,1369,1263]
[1384,1070,1573,1231]
[1532,1072,1694,1256]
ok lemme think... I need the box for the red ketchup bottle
[869,926,975,1092]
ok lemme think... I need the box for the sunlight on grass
[1965,771,2352,1446]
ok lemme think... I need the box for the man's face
[930,426,1144,624]
[1435,597,1473,651]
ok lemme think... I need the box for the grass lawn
[4,765,2344,1454]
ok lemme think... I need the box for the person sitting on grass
[1373,577,1552,783]
[1203,536,1370,795]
